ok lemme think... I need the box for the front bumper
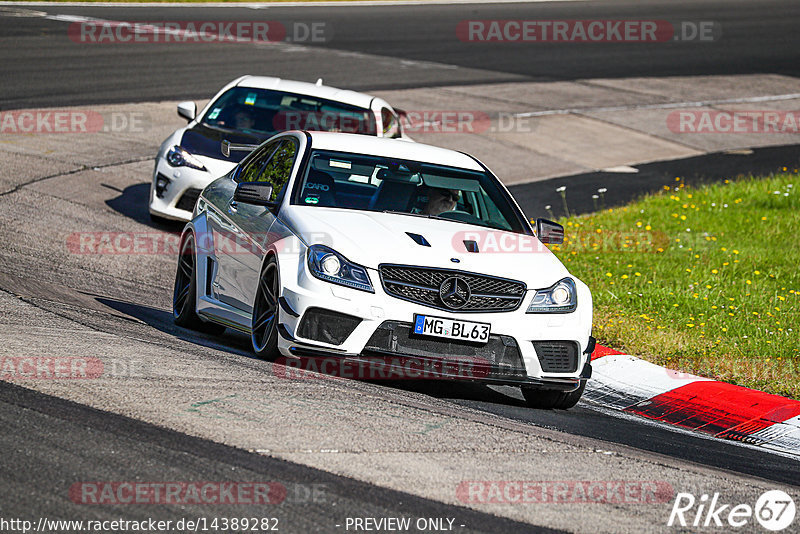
[149,156,233,222]
[274,253,593,388]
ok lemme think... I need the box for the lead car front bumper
[273,255,594,391]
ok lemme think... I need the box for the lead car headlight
[527,277,577,313]
[166,145,207,171]
[307,245,373,293]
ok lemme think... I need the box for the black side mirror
[535,218,564,245]
[234,182,277,211]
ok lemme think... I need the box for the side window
[237,141,280,184]
[381,108,401,138]
[257,140,298,201]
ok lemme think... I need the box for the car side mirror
[234,182,278,212]
[536,218,564,245]
[177,101,196,122]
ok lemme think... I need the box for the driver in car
[234,108,256,130]
[422,187,460,216]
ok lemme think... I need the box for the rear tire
[251,255,280,360]
[173,234,226,335]
[522,381,585,410]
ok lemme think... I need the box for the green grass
[549,171,800,398]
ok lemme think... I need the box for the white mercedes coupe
[172,131,594,409]
[151,75,407,222]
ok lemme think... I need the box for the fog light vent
[297,308,361,346]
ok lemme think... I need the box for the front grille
[297,307,362,346]
[175,188,203,212]
[379,265,526,313]
[533,341,579,373]
[363,321,526,379]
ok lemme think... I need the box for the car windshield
[201,87,377,136]
[294,150,529,233]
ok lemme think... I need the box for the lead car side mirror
[177,101,196,122]
[535,218,564,245]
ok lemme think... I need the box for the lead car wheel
[173,234,226,335]
[251,255,280,360]
[522,381,586,410]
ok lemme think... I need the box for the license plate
[413,314,491,344]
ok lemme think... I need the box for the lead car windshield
[294,150,530,234]
[201,87,377,136]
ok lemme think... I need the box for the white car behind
[151,75,407,222]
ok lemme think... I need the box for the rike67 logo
[668,490,796,531]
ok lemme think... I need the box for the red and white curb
[585,346,800,457]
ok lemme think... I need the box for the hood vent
[405,232,431,247]
[463,240,479,253]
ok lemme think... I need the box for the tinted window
[202,87,377,136]
[294,150,529,234]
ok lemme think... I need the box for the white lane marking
[514,93,800,118]
[2,0,589,8]
[33,11,469,72]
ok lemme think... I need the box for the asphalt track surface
[2,1,800,531]
[1,0,799,109]
[0,381,552,533]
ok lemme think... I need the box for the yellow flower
[635,272,641,276]
[754,270,760,275]
[605,272,612,277]
[746,280,752,285]
[621,275,629,279]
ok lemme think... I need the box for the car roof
[304,131,485,172]
[237,76,375,109]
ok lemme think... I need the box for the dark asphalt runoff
[1,0,800,109]
[0,380,557,533]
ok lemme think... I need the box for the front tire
[522,381,585,410]
[173,233,225,335]
[251,255,280,360]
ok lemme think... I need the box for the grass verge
[550,171,800,398]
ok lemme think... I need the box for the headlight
[527,277,577,313]
[166,145,207,171]
[307,245,373,293]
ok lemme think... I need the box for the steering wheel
[438,210,483,224]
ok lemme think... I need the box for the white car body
[151,75,408,222]
[174,131,594,408]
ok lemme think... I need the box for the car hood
[180,122,272,164]
[285,207,571,288]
